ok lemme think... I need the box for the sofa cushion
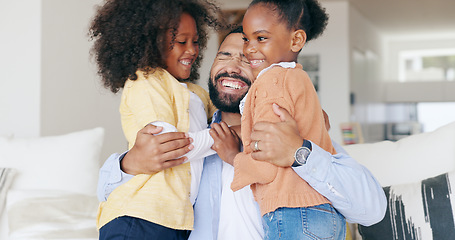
[0,168,15,216]
[6,189,98,239]
[358,171,455,240]
[344,121,455,186]
[0,127,104,195]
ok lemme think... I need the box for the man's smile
[221,79,248,90]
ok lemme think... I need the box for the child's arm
[209,121,241,165]
[152,121,216,162]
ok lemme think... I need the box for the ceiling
[322,0,455,36]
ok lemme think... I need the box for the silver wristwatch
[292,140,312,167]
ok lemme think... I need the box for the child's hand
[209,121,241,166]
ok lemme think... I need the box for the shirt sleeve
[151,121,216,162]
[97,151,133,202]
[292,140,387,226]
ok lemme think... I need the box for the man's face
[209,33,254,113]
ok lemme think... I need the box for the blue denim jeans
[99,216,191,240]
[262,204,346,240]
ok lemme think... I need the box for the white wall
[0,0,126,161]
[40,0,126,161]
[303,1,351,143]
[0,0,41,138]
[348,4,387,142]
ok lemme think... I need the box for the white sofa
[0,128,104,240]
[344,121,455,240]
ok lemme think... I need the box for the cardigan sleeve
[120,79,178,148]
[231,70,295,191]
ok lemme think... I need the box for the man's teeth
[222,81,242,89]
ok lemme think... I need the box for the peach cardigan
[231,64,336,216]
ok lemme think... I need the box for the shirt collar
[210,110,222,125]
[257,62,297,78]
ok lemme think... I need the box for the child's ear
[291,30,307,53]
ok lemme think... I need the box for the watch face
[295,147,311,165]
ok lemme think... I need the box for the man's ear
[291,30,307,53]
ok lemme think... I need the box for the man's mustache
[214,72,251,86]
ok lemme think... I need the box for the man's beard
[208,72,251,113]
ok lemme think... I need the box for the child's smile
[164,12,199,80]
[242,3,299,79]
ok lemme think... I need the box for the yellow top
[97,68,216,230]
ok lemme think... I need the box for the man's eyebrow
[216,51,232,57]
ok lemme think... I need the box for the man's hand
[121,124,192,175]
[209,122,241,166]
[250,103,303,167]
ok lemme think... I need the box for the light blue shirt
[98,110,386,238]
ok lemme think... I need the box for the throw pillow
[358,171,455,240]
[0,168,15,215]
[0,127,104,195]
[344,121,455,186]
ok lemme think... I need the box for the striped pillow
[0,168,16,215]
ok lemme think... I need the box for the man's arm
[97,124,191,201]
[250,104,387,226]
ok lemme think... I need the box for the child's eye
[178,41,186,45]
[193,40,199,45]
[242,37,249,42]
[257,36,266,41]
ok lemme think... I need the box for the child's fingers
[219,121,230,133]
[272,103,292,122]
[211,123,226,138]
[209,127,220,140]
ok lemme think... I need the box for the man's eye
[258,36,266,41]
[217,56,229,61]
[178,41,186,44]
[242,37,249,42]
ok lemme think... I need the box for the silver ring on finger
[253,140,260,152]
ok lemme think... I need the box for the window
[399,49,455,82]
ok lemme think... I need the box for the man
[98,28,386,239]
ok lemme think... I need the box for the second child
[213,0,346,239]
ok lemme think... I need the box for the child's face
[242,4,296,79]
[164,12,199,80]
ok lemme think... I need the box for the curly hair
[89,0,223,93]
[249,0,328,42]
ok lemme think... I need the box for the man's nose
[224,59,242,74]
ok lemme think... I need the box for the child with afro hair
[89,0,224,239]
